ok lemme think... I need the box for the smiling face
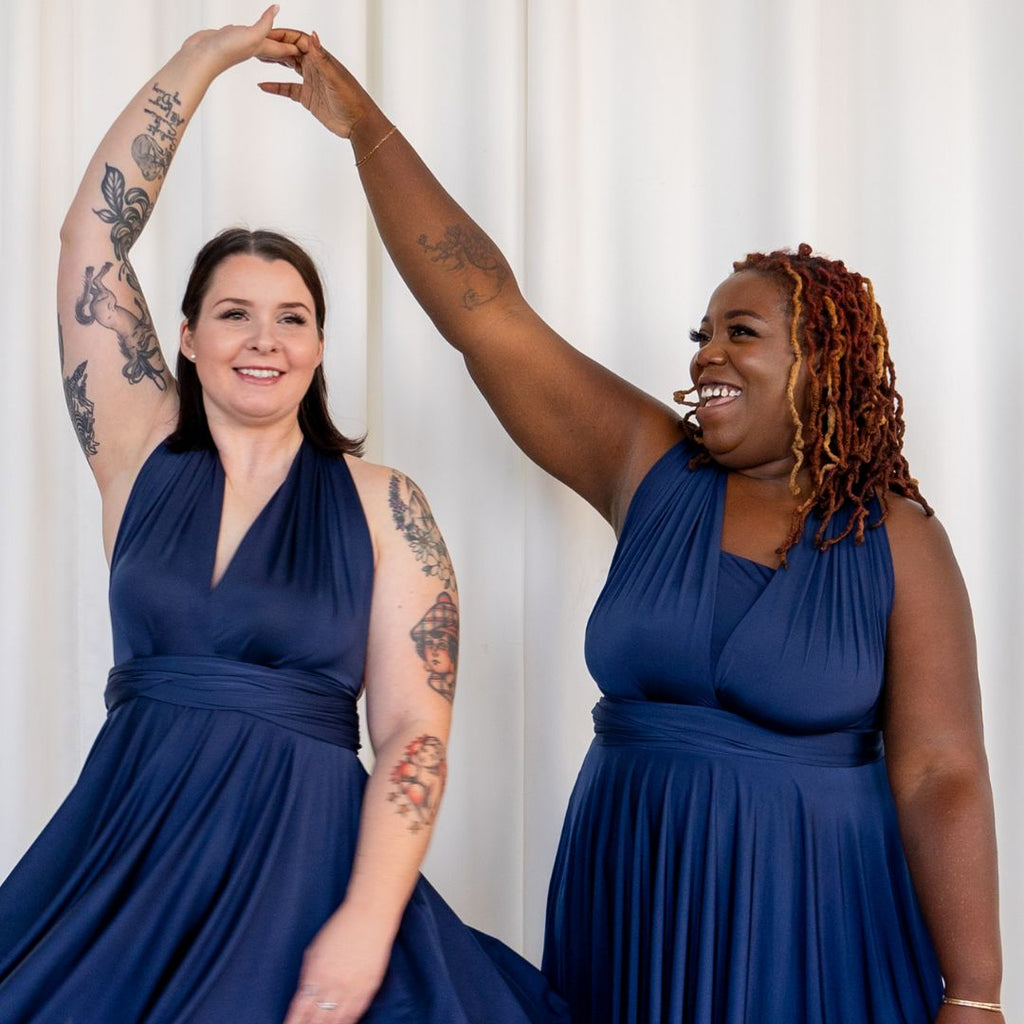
[179,254,324,432]
[688,269,809,478]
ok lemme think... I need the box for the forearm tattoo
[388,735,447,832]
[131,82,184,181]
[388,473,455,591]
[417,225,508,309]
[411,592,458,702]
[58,317,98,457]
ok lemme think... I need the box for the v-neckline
[208,440,305,593]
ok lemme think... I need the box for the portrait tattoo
[411,592,459,702]
[389,474,456,591]
[131,82,184,181]
[58,317,98,457]
[388,735,447,832]
[417,225,508,309]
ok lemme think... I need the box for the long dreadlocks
[676,243,931,562]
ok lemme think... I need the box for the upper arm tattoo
[388,735,447,833]
[417,225,508,309]
[411,592,459,702]
[58,316,98,457]
[388,473,456,591]
[75,261,167,391]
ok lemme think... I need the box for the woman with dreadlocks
[260,30,1002,1024]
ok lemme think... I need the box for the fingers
[257,81,303,102]
[256,40,303,68]
[254,4,280,32]
[267,27,312,51]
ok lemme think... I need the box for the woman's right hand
[258,30,378,139]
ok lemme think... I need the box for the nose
[694,332,727,367]
[247,320,280,353]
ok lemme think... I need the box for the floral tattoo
[388,735,447,832]
[389,473,455,591]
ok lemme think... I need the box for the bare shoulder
[883,493,958,576]
[344,454,456,593]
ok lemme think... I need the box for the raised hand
[258,30,377,139]
[180,5,299,77]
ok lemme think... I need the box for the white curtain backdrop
[1,0,1020,1010]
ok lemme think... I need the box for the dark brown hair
[678,243,931,560]
[167,228,364,457]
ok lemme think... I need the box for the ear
[316,336,325,367]
[179,319,196,361]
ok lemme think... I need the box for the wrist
[349,108,393,157]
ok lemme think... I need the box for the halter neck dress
[0,440,569,1024]
[542,440,943,1023]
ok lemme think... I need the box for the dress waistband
[593,696,882,767]
[106,655,360,751]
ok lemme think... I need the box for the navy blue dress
[0,441,569,1024]
[542,441,943,1023]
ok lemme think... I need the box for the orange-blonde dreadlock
[677,243,931,562]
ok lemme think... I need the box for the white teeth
[700,384,741,400]
[237,368,281,379]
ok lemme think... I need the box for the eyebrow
[212,297,313,314]
[700,308,770,324]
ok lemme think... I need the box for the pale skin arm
[883,499,1002,1023]
[258,31,683,530]
[56,6,297,556]
[283,460,458,1024]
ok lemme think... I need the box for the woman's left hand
[282,905,392,1024]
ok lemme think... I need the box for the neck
[207,417,305,480]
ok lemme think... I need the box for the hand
[258,30,377,139]
[180,5,299,78]
[282,906,393,1024]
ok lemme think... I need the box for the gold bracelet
[354,125,398,168]
[942,995,1003,1013]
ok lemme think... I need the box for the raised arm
[283,459,457,1023]
[57,7,296,537]
[883,500,1002,1022]
[260,32,683,528]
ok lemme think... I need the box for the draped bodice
[585,441,894,735]
[108,441,374,700]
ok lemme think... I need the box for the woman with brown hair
[0,10,568,1023]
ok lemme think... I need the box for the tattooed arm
[56,7,297,554]
[283,459,457,1024]
[260,31,683,530]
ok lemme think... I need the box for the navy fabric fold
[106,655,361,751]
[593,695,883,766]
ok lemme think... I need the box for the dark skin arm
[884,497,1002,1022]
[259,31,682,530]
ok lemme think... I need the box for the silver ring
[315,1001,339,1011]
